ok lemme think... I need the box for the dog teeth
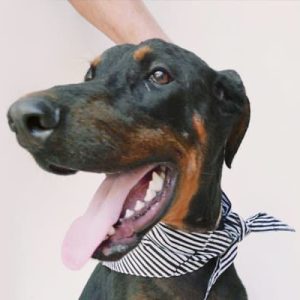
[144,169,165,202]
[149,171,164,192]
[124,209,134,219]
[108,226,116,236]
[144,189,156,202]
[121,169,167,220]
[134,200,145,211]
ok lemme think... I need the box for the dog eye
[84,67,95,82]
[149,68,172,85]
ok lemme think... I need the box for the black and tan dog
[8,39,250,299]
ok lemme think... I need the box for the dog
[8,39,251,299]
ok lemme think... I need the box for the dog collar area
[103,192,294,300]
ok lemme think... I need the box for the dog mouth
[48,164,77,175]
[61,163,177,270]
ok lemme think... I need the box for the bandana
[103,192,294,300]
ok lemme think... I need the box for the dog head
[8,39,250,268]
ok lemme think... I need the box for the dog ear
[214,70,250,168]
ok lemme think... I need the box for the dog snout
[7,96,60,147]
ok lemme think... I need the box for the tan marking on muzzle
[91,116,206,230]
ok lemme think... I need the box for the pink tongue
[61,165,154,270]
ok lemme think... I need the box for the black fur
[8,39,250,299]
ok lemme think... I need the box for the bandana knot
[103,193,294,300]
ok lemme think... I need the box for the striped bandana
[103,193,294,300]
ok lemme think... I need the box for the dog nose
[7,96,60,146]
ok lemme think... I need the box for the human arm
[68,0,169,44]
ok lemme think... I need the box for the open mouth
[61,163,177,270]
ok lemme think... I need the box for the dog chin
[33,157,78,175]
[92,234,141,261]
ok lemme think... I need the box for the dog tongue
[61,165,154,270]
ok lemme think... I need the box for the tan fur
[162,148,201,229]
[115,116,207,230]
[133,46,153,61]
[192,115,207,144]
[162,115,207,229]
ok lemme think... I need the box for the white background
[0,1,299,299]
